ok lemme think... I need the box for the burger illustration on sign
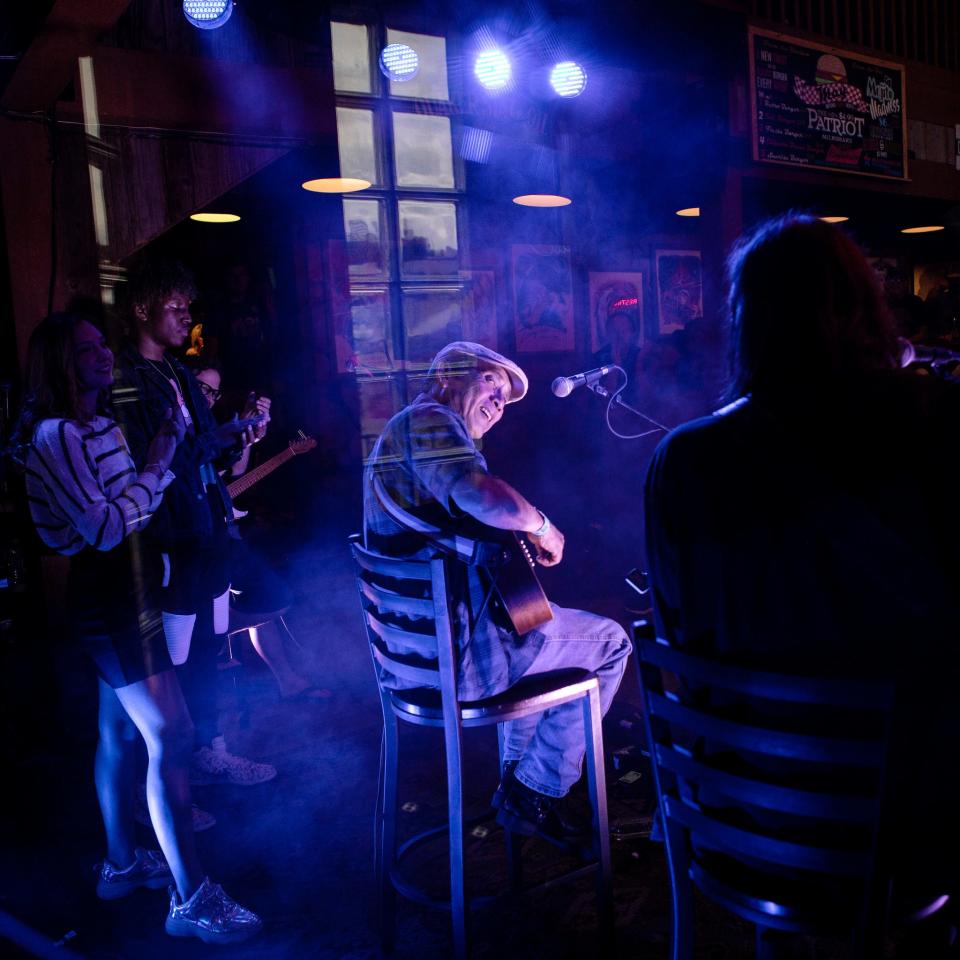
[794,53,868,111]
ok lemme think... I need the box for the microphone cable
[601,366,671,441]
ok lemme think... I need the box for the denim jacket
[112,343,238,549]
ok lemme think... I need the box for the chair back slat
[648,692,885,766]
[352,540,434,581]
[640,638,892,709]
[656,745,875,823]
[359,577,435,618]
[663,796,871,877]
[364,608,439,659]
[370,639,440,686]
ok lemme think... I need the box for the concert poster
[655,251,702,336]
[511,245,574,353]
[749,27,907,180]
[588,272,644,354]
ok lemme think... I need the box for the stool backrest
[634,622,898,943]
[350,535,460,719]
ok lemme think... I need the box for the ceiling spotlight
[513,194,572,208]
[549,61,587,98]
[474,49,511,90]
[675,207,700,217]
[900,225,945,234]
[182,0,233,30]
[819,216,849,223]
[190,212,240,223]
[301,178,371,193]
[379,43,419,82]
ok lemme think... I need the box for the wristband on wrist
[531,510,550,538]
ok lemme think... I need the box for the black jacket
[112,343,237,549]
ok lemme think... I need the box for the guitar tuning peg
[297,429,307,440]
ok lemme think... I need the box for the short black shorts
[68,536,171,689]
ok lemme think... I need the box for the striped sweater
[25,416,175,555]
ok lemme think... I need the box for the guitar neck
[227,448,295,499]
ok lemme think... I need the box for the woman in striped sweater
[12,313,260,944]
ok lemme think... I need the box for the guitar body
[476,530,554,635]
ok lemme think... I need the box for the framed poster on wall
[748,26,907,180]
[655,250,702,336]
[587,272,644,356]
[511,245,574,353]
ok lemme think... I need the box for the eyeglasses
[198,382,222,402]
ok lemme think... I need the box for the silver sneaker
[165,877,262,944]
[190,736,277,787]
[96,848,172,900]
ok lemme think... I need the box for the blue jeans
[503,603,631,798]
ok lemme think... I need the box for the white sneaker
[165,877,262,944]
[189,736,277,787]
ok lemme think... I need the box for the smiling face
[194,367,222,409]
[72,320,114,394]
[135,289,193,354]
[446,361,512,440]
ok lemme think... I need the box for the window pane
[331,22,371,93]
[343,198,386,278]
[402,287,462,371]
[393,113,454,188]
[386,29,449,101]
[336,107,377,184]
[398,201,458,276]
[350,287,394,372]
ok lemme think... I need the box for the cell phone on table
[624,568,649,597]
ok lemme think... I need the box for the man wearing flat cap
[363,341,630,840]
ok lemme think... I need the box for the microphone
[551,365,612,398]
[898,338,960,368]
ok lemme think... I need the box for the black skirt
[67,535,172,689]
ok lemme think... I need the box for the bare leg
[95,679,139,868]
[115,669,204,899]
[248,620,312,697]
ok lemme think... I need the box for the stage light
[182,0,233,30]
[549,61,587,98]
[900,225,944,234]
[379,43,419,82]
[675,207,700,217]
[190,213,241,223]
[513,194,572,208]
[301,178,371,193]
[474,49,511,90]
[819,216,848,223]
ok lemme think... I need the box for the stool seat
[389,669,597,726]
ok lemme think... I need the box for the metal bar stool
[350,535,613,959]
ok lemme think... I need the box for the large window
[331,21,464,455]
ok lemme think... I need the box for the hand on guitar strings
[529,523,565,567]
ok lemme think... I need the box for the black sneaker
[490,760,519,811]
[494,774,587,848]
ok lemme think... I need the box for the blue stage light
[474,49,511,90]
[379,43,420,82]
[182,0,233,30]
[549,61,587,97]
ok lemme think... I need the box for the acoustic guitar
[479,529,554,636]
[371,475,553,635]
[227,432,316,500]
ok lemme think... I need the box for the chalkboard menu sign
[748,27,908,180]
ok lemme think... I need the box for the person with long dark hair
[644,215,960,950]
[12,312,261,944]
